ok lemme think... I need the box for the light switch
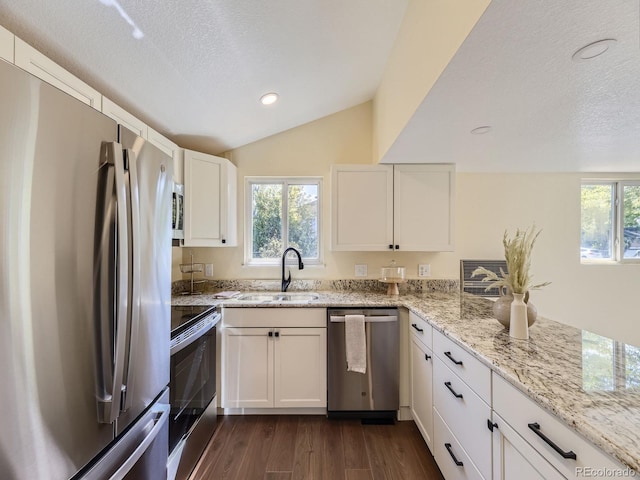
[205,264,214,277]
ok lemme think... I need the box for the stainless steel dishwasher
[327,308,399,420]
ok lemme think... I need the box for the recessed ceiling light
[572,39,617,62]
[260,92,279,105]
[471,126,492,135]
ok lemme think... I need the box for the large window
[581,181,640,262]
[245,177,321,265]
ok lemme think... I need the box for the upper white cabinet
[102,97,147,138]
[0,24,14,63]
[393,164,455,251]
[183,149,237,247]
[331,164,455,251]
[147,127,183,184]
[14,37,101,110]
[331,164,394,251]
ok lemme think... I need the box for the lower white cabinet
[222,308,326,409]
[493,373,626,479]
[492,412,564,480]
[434,409,484,480]
[409,313,434,451]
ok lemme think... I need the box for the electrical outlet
[418,264,431,277]
[355,264,368,277]
[205,264,214,277]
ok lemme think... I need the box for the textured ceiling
[383,0,640,172]
[0,0,408,153]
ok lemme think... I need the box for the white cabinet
[331,164,394,251]
[330,164,454,251]
[102,97,148,138]
[491,412,565,480]
[14,37,101,110]
[409,312,434,451]
[433,330,492,480]
[0,24,14,63]
[221,308,327,410]
[147,127,183,184]
[393,164,455,251]
[492,373,626,479]
[183,149,237,247]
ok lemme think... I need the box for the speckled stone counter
[171,289,640,471]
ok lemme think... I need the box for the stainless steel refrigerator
[0,58,173,479]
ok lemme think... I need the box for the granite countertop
[171,289,640,471]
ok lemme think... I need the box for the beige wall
[175,101,640,345]
[373,0,490,161]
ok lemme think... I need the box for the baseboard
[222,407,327,415]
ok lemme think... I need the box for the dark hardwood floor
[189,415,444,480]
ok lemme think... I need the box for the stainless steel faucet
[281,247,304,292]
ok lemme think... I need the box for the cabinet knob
[268,331,273,337]
[424,353,431,361]
[388,244,394,250]
[394,245,399,250]
[274,331,280,338]
[222,238,226,244]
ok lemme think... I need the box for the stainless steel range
[168,305,220,480]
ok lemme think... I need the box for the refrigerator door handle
[96,142,130,424]
[121,148,141,413]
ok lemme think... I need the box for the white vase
[509,292,529,340]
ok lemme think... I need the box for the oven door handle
[170,314,218,355]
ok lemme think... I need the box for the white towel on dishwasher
[345,314,366,374]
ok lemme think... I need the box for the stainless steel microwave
[172,183,184,240]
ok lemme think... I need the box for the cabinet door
[102,97,148,138]
[147,127,183,184]
[183,149,237,247]
[0,24,14,62]
[410,335,434,451]
[14,38,101,110]
[393,164,455,251]
[331,164,393,251]
[222,327,274,408]
[492,413,564,480]
[274,328,327,408]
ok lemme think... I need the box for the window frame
[581,179,640,264]
[244,176,323,267]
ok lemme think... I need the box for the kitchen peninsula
[173,284,640,476]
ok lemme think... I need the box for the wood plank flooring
[189,415,444,480]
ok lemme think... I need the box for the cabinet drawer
[434,357,492,479]
[409,311,432,347]
[493,373,625,478]
[434,408,485,480]
[433,330,491,402]
[223,307,327,328]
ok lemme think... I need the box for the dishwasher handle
[329,315,398,323]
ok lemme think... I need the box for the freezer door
[116,126,172,435]
[80,389,170,480]
[0,60,117,478]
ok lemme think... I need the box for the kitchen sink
[234,292,319,304]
